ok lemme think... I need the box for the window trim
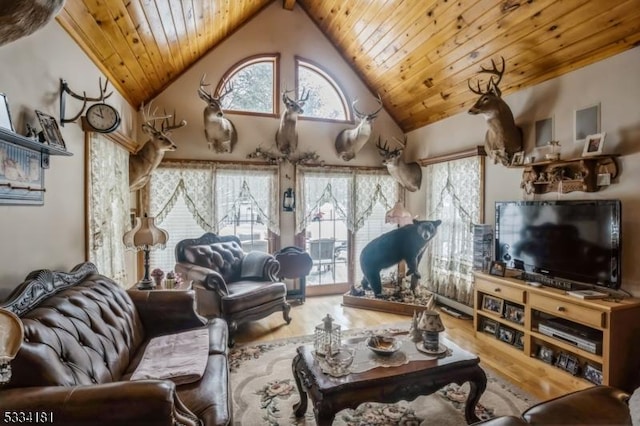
[215,53,280,118]
[295,56,353,124]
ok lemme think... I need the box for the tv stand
[473,271,640,391]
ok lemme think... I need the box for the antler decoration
[59,77,113,126]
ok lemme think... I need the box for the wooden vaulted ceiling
[57,0,640,132]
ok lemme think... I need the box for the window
[147,163,279,273]
[296,57,350,121]
[296,167,398,291]
[216,54,279,115]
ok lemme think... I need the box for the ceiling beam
[283,0,296,11]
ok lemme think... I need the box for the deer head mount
[275,89,309,155]
[335,94,383,161]
[129,102,186,192]
[198,74,237,153]
[0,0,65,47]
[467,56,522,166]
[376,136,422,192]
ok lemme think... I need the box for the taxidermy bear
[359,219,442,297]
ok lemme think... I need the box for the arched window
[215,54,279,115]
[296,57,350,122]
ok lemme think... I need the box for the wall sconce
[283,188,295,212]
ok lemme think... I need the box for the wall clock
[85,103,121,133]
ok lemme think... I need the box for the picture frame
[574,103,600,142]
[497,325,515,344]
[0,93,14,132]
[510,151,524,167]
[35,110,66,150]
[583,363,603,385]
[556,352,580,375]
[514,331,525,349]
[504,303,525,325]
[582,132,606,157]
[0,140,45,205]
[482,294,504,315]
[481,318,498,335]
[538,345,554,364]
[534,117,554,148]
[489,260,506,277]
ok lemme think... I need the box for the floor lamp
[123,214,168,290]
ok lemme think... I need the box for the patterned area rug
[229,325,537,425]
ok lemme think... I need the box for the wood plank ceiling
[57,0,640,132]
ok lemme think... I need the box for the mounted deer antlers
[198,74,237,153]
[275,89,309,154]
[467,56,522,166]
[335,94,383,161]
[376,136,422,192]
[129,102,186,191]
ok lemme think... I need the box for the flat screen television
[495,200,621,289]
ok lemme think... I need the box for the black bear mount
[359,219,442,297]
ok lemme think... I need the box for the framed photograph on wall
[534,117,553,148]
[0,93,14,132]
[36,110,66,150]
[574,103,600,142]
[582,132,606,157]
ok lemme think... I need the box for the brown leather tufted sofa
[175,233,291,346]
[474,385,631,425]
[0,262,232,426]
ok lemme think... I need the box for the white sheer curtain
[147,162,278,272]
[88,133,130,285]
[419,156,482,306]
[214,166,279,235]
[295,167,397,234]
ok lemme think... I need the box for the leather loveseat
[476,385,631,425]
[0,262,232,426]
[175,233,291,346]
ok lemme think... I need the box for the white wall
[0,22,137,293]
[152,2,403,247]
[406,47,640,296]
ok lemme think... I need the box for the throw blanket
[241,251,269,279]
[131,328,209,385]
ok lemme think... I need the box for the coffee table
[292,335,487,425]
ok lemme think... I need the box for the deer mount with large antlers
[198,74,237,153]
[129,102,186,192]
[467,56,522,166]
[275,89,309,154]
[335,94,383,161]
[376,136,422,192]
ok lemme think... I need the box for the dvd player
[539,318,602,354]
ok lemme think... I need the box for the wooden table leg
[292,353,308,418]
[463,365,488,424]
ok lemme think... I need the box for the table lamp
[0,309,24,384]
[123,214,168,290]
[418,310,445,352]
[314,314,341,356]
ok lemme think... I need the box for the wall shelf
[520,155,618,194]
[0,127,72,157]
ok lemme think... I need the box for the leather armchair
[175,233,291,346]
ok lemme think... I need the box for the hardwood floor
[234,295,589,403]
